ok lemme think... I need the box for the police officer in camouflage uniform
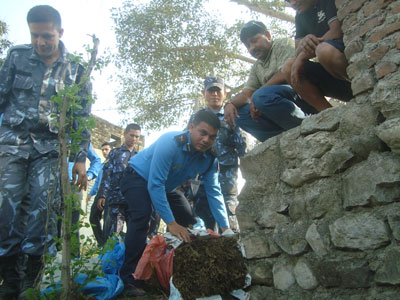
[190,77,246,232]
[0,5,91,299]
[96,124,142,242]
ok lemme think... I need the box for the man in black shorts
[283,0,352,111]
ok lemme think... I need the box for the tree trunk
[230,0,295,23]
[59,35,99,300]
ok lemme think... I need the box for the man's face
[245,32,273,60]
[288,0,317,13]
[124,129,141,149]
[203,87,227,111]
[189,121,218,152]
[29,22,63,60]
[101,145,112,159]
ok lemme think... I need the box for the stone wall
[90,116,144,151]
[238,1,400,299]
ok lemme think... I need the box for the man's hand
[167,221,191,243]
[250,102,261,121]
[72,162,87,191]
[224,102,239,129]
[297,34,321,56]
[97,197,105,211]
[291,53,309,88]
[86,194,91,205]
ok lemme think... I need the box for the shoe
[122,283,146,297]
[0,255,20,300]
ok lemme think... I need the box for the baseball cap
[204,77,224,91]
[240,20,267,44]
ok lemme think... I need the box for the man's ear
[265,30,272,41]
[202,90,206,97]
[58,28,64,38]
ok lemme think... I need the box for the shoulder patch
[174,133,188,147]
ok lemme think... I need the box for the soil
[172,235,247,300]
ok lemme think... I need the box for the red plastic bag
[133,235,174,291]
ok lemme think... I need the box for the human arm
[97,197,106,211]
[203,159,230,229]
[0,49,15,111]
[96,149,115,200]
[89,167,103,197]
[86,143,102,180]
[71,162,87,191]
[224,88,254,128]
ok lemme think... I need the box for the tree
[112,0,294,131]
[0,20,12,65]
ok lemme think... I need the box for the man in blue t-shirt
[284,0,352,111]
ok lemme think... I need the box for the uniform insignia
[174,133,189,146]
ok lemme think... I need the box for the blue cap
[204,77,224,90]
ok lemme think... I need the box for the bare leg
[316,42,349,81]
[290,57,332,112]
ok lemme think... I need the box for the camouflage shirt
[0,42,91,162]
[97,144,137,205]
[189,107,246,166]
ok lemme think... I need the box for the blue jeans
[236,85,317,142]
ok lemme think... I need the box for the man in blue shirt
[87,142,112,246]
[119,110,230,296]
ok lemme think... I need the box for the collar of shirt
[260,39,275,67]
[120,144,137,153]
[181,130,209,158]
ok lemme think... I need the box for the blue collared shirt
[68,143,102,181]
[89,163,104,196]
[128,130,229,228]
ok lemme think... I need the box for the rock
[329,213,390,250]
[375,247,400,285]
[294,258,318,290]
[300,107,341,135]
[388,214,400,240]
[248,259,273,286]
[273,221,309,255]
[241,230,281,259]
[306,223,329,257]
[272,261,295,291]
[343,152,400,208]
[376,117,400,154]
[316,259,372,288]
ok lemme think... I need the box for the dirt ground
[172,235,248,300]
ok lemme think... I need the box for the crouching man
[119,110,230,297]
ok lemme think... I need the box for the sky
[0,0,254,145]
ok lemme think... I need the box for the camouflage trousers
[0,147,61,258]
[194,165,239,232]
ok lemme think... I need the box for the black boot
[0,254,20,300]
[18,255,43,300]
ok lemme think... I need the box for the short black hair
[27,5,62,29]
[191,110,220,131]
[101,142,112,148]
[240,20,267,44]
[125,123,141,133]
